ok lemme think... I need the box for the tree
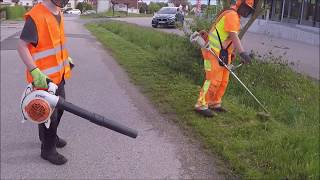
[138,2,147,14]
[168,0,188,6]
[76,2,93,13]
[76,2,84,12]
[238,0,266,39]
[148,2,166,14]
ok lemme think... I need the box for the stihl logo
[35,94,46,99]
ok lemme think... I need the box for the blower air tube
[56,98,138,138]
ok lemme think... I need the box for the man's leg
[203,51,228,112]
[210,68,230,112]
[194,49,215,117]
[54,82,67,148]
[38,82,67,165]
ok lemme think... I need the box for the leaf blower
[20,82,138,138]
[190,31,270,119]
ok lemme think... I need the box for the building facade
[265,0,320,27]
[111,0,138,13]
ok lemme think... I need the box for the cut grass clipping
[86,21,319,179]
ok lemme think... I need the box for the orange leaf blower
[20,83,138,138]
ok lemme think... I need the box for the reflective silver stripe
[42,59,70,76]
[209,32,221,50]
[209,32,220,42]
[32,44,66,61]
[209,42,221,50]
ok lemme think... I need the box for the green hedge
[6,6,26,20]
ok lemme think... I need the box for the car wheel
[152,24,158,28]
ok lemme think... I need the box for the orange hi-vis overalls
[25,3,71,85]
[195,9,240,109]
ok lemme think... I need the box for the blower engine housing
[21,83,59,124]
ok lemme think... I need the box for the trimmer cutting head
[256,111,271,121]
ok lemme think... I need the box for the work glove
[30,68,49,89]
[68,57,75,69]
[239,51,252,64]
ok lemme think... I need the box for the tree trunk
[206,0,211,18]
[238,0,265,39]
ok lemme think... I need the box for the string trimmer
[20,82,138,138]
[190,31,270,119]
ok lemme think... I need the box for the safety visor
[51,0,70,8]
[237,2,255,17]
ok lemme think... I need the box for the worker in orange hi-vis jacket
[17,0,74,165]
[194,0,255,117]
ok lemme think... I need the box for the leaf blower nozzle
[57,98,138,138]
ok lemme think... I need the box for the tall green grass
[86,21,320,179]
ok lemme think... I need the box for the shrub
[6,5,26,20]
[76,2,93,13]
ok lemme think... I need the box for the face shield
[50,0,70,8]
[237,2,254,17]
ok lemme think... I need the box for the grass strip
[86,21,319,179]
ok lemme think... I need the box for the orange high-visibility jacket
[208,9,240,58]
[25,3,71,85]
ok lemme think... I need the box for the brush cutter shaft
[56,98,138,138]
[207,48,269,113]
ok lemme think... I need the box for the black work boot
[195,108,215,117]
[211,106,228,113]
[40,134,67,148]
[209,104,228,113]
[56,136,67,148]
[41,145,68,165]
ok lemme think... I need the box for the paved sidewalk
[0,21,24,41]
[242,32,319,79]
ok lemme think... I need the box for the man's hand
[30,68,49,88]
[68,57,75,69]
[239,52,252,64]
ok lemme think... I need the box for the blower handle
[56,98,138,138]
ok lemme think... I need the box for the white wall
[114,4,139,14]
[97,0,110,13]
[128,8,139,14]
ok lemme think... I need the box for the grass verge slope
[86,21,319,179]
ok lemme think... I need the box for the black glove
[239,52,252,64]
[68,57,75,69]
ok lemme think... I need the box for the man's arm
[229,32,252,64]
[229,32,244,53]
[17,39,36,71]
[17,39,49,88]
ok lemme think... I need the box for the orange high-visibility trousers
[195,48,231,109]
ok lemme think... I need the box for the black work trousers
[38,80,65,151]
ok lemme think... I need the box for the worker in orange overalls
[195,0,255,117]
[17,0,74,165]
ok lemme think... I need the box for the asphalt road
[0,17,231,179]
[112,17,319,80]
